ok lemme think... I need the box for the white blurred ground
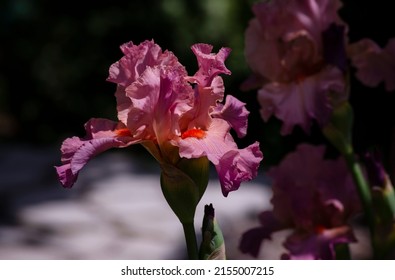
[0,145,274,259]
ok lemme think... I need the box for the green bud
[199,204,226,260]
[160,156,209,224]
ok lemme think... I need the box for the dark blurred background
[0,0,256,146]
[0,0,394,259]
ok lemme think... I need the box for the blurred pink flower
[240,144,360,259]
[348,38,395,92]
[243,0,346,135]
[56,40,262,196]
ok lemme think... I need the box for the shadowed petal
[258,67,344,135]
[55,118,134,188]
[349,38,395,92]
[240,211,286,257]
[282,226,357,260]
[212,95,250,138]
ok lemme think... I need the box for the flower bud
[160,156,209,224]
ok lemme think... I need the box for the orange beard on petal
[115,128,133,137]
[181,128,206,139]
[314,225,326,235]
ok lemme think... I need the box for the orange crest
[181,128,206,139]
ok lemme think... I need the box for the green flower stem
[335,243,351,260]
[344,151,376,254]
[182,222,199,260]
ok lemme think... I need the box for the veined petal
[177,118,231,164]
[177,118,263,196]
[124,67,161,139]
[55,118,134,188]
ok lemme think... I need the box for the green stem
[344,152,376,255]
[182,222,199,260]
[335,243,351,260]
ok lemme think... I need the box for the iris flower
[240,144,360,259]
[55,40,262,197]
[243,0,346,135]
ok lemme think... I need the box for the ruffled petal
[180,76,224,131]
[268,144,360,227]
[349,38,395,92]
[107,40,190,126]
[177,118,263,196]
[212,95,250,138]
[244,18,284,82]
[55,118,134,188]
[189,43,231,86]
[216,142,262,196]
[258,66,345,135]
[107,40,162,86]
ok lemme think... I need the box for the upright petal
[107,40,162,86]
[190,43,231,87]
[212,95,250,138]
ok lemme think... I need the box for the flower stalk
[182,222,199,260]
[323,101,376,256]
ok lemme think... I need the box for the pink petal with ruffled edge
[258,66,344,135]
[189,43,231,87]
[216,141,262,196]
[176,118,262,196]
[212,95,250,138]
[55,118,134,188]
[107,40,188,124]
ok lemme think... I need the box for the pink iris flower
[348,38,395,92]
[55,40,263,197]
[243,0,346,135]
[240,144,360,259]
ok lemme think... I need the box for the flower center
[181,128,206,139]
[314,225,326,234]
[115,128,132,137]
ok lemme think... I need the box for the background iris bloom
[240,144,361,259]
[244,0,346,135]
